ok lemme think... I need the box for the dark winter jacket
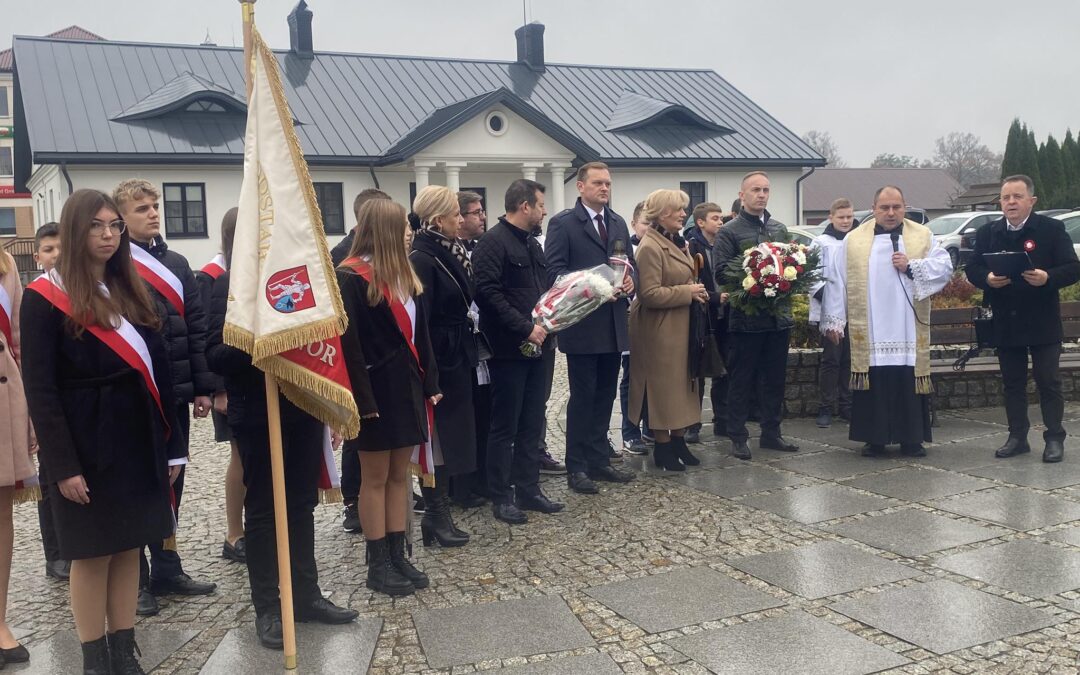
[194,270,225,395]
[686,226,724,330]
[965,212,1080,347]
[330,230,355,267]
[133,237,213,402]
[712,209,794,333]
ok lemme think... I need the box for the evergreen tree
[1039,136,1066,208]
[1001,118,1025,178]
[1063,130,1080,207]
[1021,127,1045,199]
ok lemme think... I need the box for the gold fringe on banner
[319,487,343,505]
[249,316,344,364]
[162,535,177,552]
[850,371,870,391]
[12,485,41,505]
[266,357,361,439]
[411,464,435,488]
[916,375,934,395]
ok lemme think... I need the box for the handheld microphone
[890,231,900,252]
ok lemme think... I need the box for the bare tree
[933,132,1002,187]
[870,153,926,168]
[802,130,846,167]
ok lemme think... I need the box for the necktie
[595,213,608,244]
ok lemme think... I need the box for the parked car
[1037,209,1074,219]
[817,207,929,230]
[941,211,1003,267]
[787,226,818,247]
[1056,210,1080,257]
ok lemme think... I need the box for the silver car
[927,211,1002,269]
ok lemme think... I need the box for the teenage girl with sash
[338,198,441,597]
[0,249,37,668]
[21,189,184,675]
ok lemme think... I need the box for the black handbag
[698,328,727,378]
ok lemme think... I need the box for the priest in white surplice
[821,186,953,457]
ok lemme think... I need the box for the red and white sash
[0,280,12,349]
[131,244,185,317]
[201,253,227,280]
[27,272,167,428]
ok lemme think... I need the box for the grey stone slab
[935,539,1080,598]
[495,653,623,675]
[670,464,810,498]
[624,448,739,476]
[1059,598,1080,613]
[948,403,1080,426]
[200,619,381,674]
[830,579,1060,654]
[911,441,1002,471]
[925,418,1009,443]
[965,458,1080,490]
[740,484,895,524]
[668,611,910,675]
[412,595,594,668]
[929,488,1080,530]
[585,566,785,633]
[842,467,997,502]
[22,629,196,675]
[728,540,920,599]
[1044,527,1080,547]
[772,451,910,480]
[826,510,1009,557]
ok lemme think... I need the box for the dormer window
[185,100,228,113]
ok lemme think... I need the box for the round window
[485,111,508,136]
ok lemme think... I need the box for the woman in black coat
[410,185,478,547]
[338,198,441,597]
[21,189,184,674]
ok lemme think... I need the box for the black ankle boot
[81,636,110,675]
[421,476,469,548]
[365,537,414,596]
[671,436,700,466]
[387,531,430,589]
[107,628,145,675]
[652,441,686,471]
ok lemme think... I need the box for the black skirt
[849,366,932,446]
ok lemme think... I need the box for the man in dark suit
[965,174,1080,463]
[545,162,637,494]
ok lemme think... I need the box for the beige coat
[628,229,700,431]
[0,253,36,493]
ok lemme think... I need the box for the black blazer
[410,231,479,370]
[472,218,553,360]
[544,198,635,354]
[965,212,1080,347]
[337,269,439,452]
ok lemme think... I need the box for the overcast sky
[5,0,1078,166]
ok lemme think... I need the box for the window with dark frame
[0,86,8,117]
[0,147,12,177]
[313,182,345,234]
[163,183,208,238]
[680,181,707,215]
[0,208,15,236]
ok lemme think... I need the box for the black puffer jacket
[133,237,214,402]
[711,209,794,333]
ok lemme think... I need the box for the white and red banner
[224,26,359,470]
[131,244,185,317]
[0,280,12,349]
[201,253,227,280]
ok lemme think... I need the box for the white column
[548,164,567,211]
[521,161,544,182]
[413,162,432,191]
[442,162,467,193]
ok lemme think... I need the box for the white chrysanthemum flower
[764,287,777,297]
[783,266,798,281]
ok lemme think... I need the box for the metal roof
[112,71,248,121]
[12,35,824,168]
[951,182,1001,208]
[802,168,963,212]
[0,26,104,71]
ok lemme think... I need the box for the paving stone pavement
[6,355,1080,673]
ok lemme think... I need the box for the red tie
[595,213,608,244]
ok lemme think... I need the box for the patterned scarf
[420,222,472,277]
[650,221,687,250]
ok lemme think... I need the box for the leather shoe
[0,644,29,663]
[150,573,217,596]
[587,465,635,483]
[222,537,246,562]
[684,428,701,444]
[861,443,884,457]
[995,437,1031,458]
[255,613,284,650]
[567,472,599,494]
[901,444,927,457]
[295,596,358,624]
[452,493,488,509]
[516,493,565,513]
[136,587,159,616]
[45,559,70,580]
[492,502,528,524]
[731,440,752,460]
[760,435,799,452]
[1044,439,1065,463]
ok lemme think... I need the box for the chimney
[288,0,313,59]
[514,22,545,73]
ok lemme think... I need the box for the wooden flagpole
[239,0,299,669]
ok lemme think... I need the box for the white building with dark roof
[11,5,823,263]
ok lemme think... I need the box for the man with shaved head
[821,185,953,458]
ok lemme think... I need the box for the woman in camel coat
[628,189,709,471]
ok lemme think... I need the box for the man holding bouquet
[712,171,800,460]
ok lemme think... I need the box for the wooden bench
[930,302,1080,372]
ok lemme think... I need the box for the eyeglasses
[89,219,127,236]
[464,208,486,217]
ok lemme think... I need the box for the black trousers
[37,474,61,562]
[452,370,491,500]
[564,352,621,473]
[692,376,727,432]
[998,343,1066,442]
[341,441,361,505]
[140,404,188,586]
[486,358,546,504]
[619,354,650,442]
[232,410,322,617]
[538,347,557,453]
[726,330,790,443]
[818,332,852,414]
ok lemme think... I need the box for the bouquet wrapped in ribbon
[720,241,820,317]
[521,264,620,357]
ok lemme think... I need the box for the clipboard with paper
[983,251,1033,281]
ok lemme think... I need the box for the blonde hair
[112,178,160,211]
[829,197,853,214]
[412,185,459,232]
[642,189,689,225]
[0,250,12,276]
[345,199,424,306]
